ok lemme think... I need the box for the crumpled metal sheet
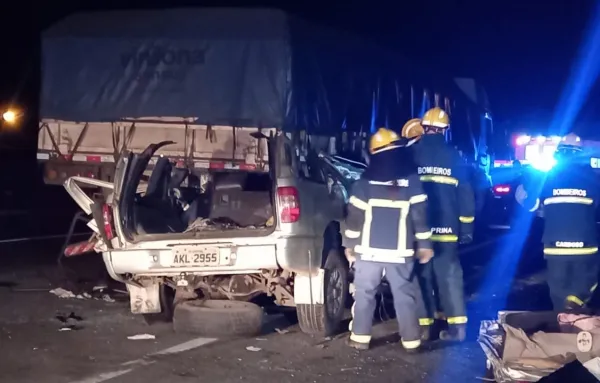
[478,320,555,382]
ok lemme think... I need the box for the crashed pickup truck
[66,136,365,336]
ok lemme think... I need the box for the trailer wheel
[142,284,175,325]
[173,300,263,337]
[297,249,349,337]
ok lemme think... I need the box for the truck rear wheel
[297,249,348,337]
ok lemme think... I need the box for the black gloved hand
[459,233,473,245]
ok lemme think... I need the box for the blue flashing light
[529,156,557,172]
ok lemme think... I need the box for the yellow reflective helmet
[369,127,401,154]
[422,107,450,129]
[401,118,424,139]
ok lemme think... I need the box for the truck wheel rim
[326,268,343,317]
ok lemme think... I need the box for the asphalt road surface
[0,231,549,383]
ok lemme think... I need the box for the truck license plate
[170,247,220,267]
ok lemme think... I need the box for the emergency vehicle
[487,133,600,229]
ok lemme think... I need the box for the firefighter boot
[346,337,370,351]
[401,339,422,354]
[439,324,467,342]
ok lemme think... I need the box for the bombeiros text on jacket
[553,188,587,197]
[418,167,452,176]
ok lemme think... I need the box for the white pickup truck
[64,128,365,336]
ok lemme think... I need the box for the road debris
[50,287,83,299]
[274,328,289,334]
[246,346,261,352]
[55,312,84,330]
[127,334,156,340]
[101,294,115,303]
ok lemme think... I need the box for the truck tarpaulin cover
[41,8,420,134]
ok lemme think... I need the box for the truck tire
[142,284,175,325]
[173,299,263,337]
[297,249,349,337]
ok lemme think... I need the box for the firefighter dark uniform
[517,133,599,310]
[409,108,475,342]
[344,127,433,352]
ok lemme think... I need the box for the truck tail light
[277,186,300,223]
[493,184,511,196]
[102,204,115,240]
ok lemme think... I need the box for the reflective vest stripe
[459,216,475,223]
[543,196,593,205]
[431,234,458,242]
[543,247,598,255]
[420,175,459,186]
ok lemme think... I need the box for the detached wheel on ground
[142,284,175,325]
[173,299,264,337]
[297,249,349,337]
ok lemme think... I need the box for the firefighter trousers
[546,253,599,310]
[417,242,467,326]
[350,258,422,348]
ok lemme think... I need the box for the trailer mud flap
[126,283,161,314]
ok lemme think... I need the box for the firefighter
[411,107,476,342]
[516,133,598,310]
[344,127,434,352]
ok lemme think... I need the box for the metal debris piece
[50,288,77,299]
[127,334,156,340]
[101,294,115,303]
[246,346,261,352]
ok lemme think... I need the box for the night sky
[0,0,596,149]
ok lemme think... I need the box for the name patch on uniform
[553,188,587,197]
[418,167,452,176]
[555,241,584,248]
[432,227,453,234]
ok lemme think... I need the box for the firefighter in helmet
[516,133,599,310]
[343,127,433,352]
[410,107,476,342]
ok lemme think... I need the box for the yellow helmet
[401,118,424,139]
[422,107,450,129]
[369,127,400,154]
[558,132,582,149]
